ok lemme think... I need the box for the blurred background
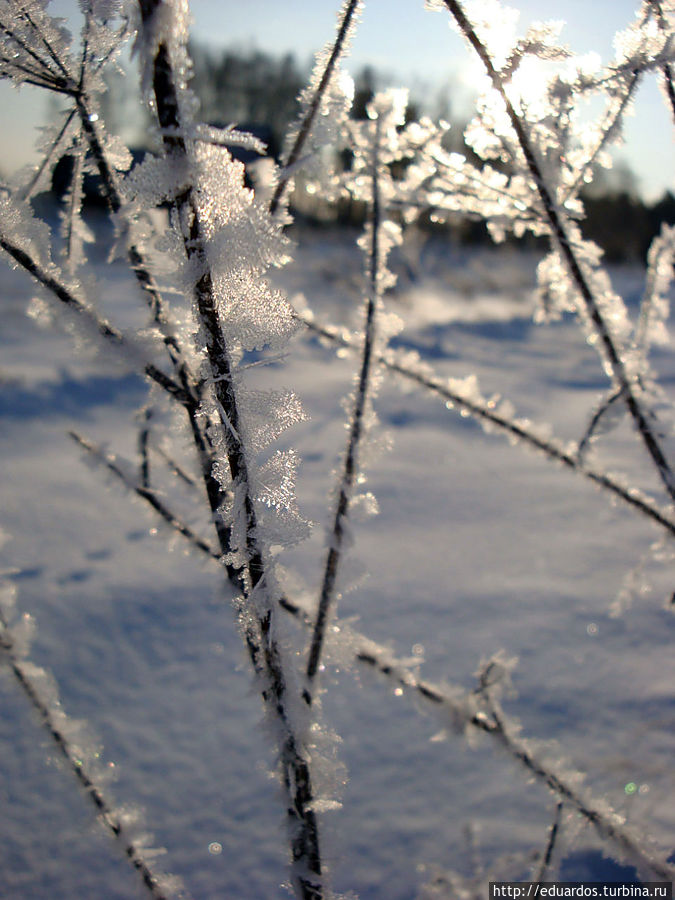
[2,0,674,260]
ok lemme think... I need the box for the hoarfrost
[281,0,362,190]
[0,193,57,274]
[631,224,675,376]
[457,0,521,70]
[237,389,308,455]
[253,450,311,548]
[212,271,298,354]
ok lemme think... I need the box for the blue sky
[2,0,673,199]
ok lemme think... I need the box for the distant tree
[352,65,377,120]
[581,189,653,262]
[188,43,306,157]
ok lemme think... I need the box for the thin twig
[72,93,187,367]
[19,5,72,81]
[152,443,196,487]
[84,441,675,884]
[6,6,193,380]
[562,71,640,205]
[305,116,383,699]
[21,106,78,201]
[62,138,85,267]
[138,408,153,490]
[269,0,361,216]
[649,0,675,124]
[533,802,563,882]
[577,386,625,463]
[0,232,189,405]
[0,19,71,92]
[356,648,675,883]
[301,315,675,537]
[0,609,181,900]
[70,432,218,560]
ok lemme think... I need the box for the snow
[1,213,673,898]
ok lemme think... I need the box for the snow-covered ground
[1,216,673,899]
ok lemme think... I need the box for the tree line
[67,43,675,263]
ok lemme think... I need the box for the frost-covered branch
[561,71,640,205]
[79,429,675,884]
[634,224,675,366]
[0,585,183,900]
[355,644,675,883]
[438,0,675,504]
[1,203,232,577]
[648,0,675,123]
[270,0,362,216]
[305,109,387,700]
[70,431,219,561]
[0,1,75,95]
[578,223,675,461]
[0,1,191,378]
[0,224,189,406]
[300,314,675,537]
[20,107,78,201]
[577,386,626,463]
[135,3,324,895]
[304,91,432,698]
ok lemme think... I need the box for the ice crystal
[253,450,311,548]
[237,389,308,456]
[0,192,56,273]
[458,0,521,70]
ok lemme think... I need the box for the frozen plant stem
[356,651,675,883]
[577,387,625,463]
[1,217,226,560]
[441,0,675,504]
[73,84,192,375]
[305,117,382,700]
[476,688,675,883]
[0,232,188,405]
[138,408,153,490]
[136,3,323,896]
[65,438,675,886]
[649,0,675,124]
[0,3,183,367]
[0,610,177,900]
[534,802,563,882]
[563,71,640,206]
[302,316,675,537]
[270,0,361,216]
[70,431,219,560]
[0,15,310,877]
